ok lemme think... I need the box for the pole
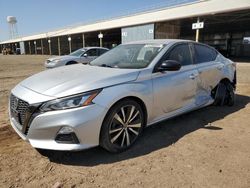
[28,41,31,54]
[48,39,51,55]
[195,17,200,42]
[69,40,72,53]
[68,36,72,53]
[99,32,103,47]
[11,43,14,53]
[41,39,44,55]
[100,38,103,47]
[82,33,85,47]
[58,37,61,56]
[34,41,37,55]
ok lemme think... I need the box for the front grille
[10,94,29,129]
[46,60,51,63]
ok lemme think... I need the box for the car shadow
[42,94,250,166]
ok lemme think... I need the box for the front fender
[93,81,153,124]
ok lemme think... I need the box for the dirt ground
[0,55,250,188]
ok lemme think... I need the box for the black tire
[213,83,226,106]
[225,83,235,106]
[66,61,78,65]
[100,99,144,153]
[213,82,235,106]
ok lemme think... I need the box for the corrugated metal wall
[121,24,154,43]
[155,21,180,39]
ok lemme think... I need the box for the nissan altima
[9,39,236,153]
[44,47,109,68]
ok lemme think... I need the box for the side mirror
[83,53,88,57]
[158,60,181,72]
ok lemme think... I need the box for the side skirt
[146,99,214,127]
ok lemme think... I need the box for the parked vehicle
[44,47,109,68]
[15,48,21,55]
[9,39,236,153]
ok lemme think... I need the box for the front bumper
[9,90,108,151]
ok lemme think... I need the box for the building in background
[0,0,250,58]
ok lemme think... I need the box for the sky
[0,0,194,41]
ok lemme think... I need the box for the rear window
[194,44,217,64]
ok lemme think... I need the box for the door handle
[189,74,198,79]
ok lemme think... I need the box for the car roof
[123,39,218,51]
[124,39,192,45]
[80,47,109,50]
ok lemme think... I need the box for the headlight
[40,90,101,112]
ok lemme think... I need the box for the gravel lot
[0,55,250,188]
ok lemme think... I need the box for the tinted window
[86,49,98,56]
[69,49,85,57]
[194,44,217,63]
[99,49,108,55]
[167,44,192,66]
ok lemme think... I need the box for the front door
[152,43,198,119]
[80,48,98,64]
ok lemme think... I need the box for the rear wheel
[213,81,235,106]
[100,99,144,153]
[225,83,235,106]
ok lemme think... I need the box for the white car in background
[44,47,109,68]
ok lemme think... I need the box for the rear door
[192,43,223,104]
[152,43,199,118]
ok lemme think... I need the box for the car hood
[20,64,140,98]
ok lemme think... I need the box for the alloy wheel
[109,105,142,148]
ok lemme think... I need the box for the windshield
[69,49,86,57]
[90,44,164,69]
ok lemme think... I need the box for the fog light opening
[55,127,79,144]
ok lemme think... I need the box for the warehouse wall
[155,21,180,39]
[180,10,250,57]
[122,24,154,43]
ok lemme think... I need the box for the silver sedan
[44,47,109,68]
[9,39,236,153]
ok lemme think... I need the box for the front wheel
[66,61,78,65]
[100,99,144,153]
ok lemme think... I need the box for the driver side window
[167,44,193,66]
[85,49,98,57]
